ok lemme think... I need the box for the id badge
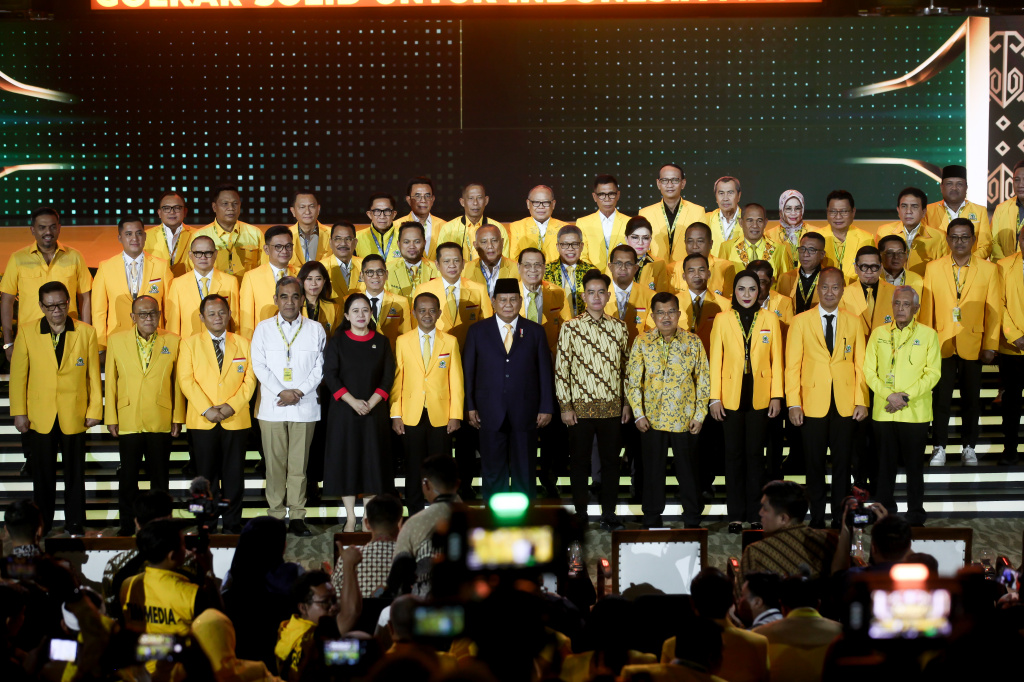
[283,368,293,382]
[952,307,961,322]
[885,373,895,389]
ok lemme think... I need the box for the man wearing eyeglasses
[165,235,240,339]
[357,254,412,349]
[775,232,828,314]
[287,190,332,268]
[544,226,597,318]
[104,295,184,536]
[92,215,174,356]
[145,191,194,277]
[356,193,403,262]
[822,190,874,282]
[10,281,102,535]
[577,175,632,270]
[396,177,447,259]
[919,218,1002,467]
[925,165,993,260]
[436,183,506,262]
[876,235,925,298]
[509,185,570,263]
[319,222,363,301]
[240,226,299,341]
[875,188,949,277]
[638,163,707,264]
[604,245,656,345]
[191,184,265,282]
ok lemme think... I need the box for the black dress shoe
[222,524,243,535]
[728,522,743,535]
[116,526,135,537]
[20,460,31,478]
[65,524,84,536]
[599,515,626,532]
[288,520,312,537]
[181,462,196,478]
[750,522,763,530]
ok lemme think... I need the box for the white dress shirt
[600,211,616,248]
[441,278,462,306]
[251,314,326,422]
[521,283,543,320]
[162,224,184,261]
[613,281,633,319]
[193,268,215,297]
[903,224,921,251]
[336,256,353,286]
[421,215,434,249]
[269,263,287,281]
[945,200,967,221]
[478,260,502,296]
[818,304,839,345]
[496,315,519,338]
[122,252,145,298]
[720,210,739,242]
[418,327,436,356]
[534,217,550,242]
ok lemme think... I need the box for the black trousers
[622,420,643,498]
[306,386,330,487]
[852,393,876,492]
[480,417,536,500]
[30,423,86,531]
[999,354,1024,460]
[640,429,700,527]
[403,409,452,514]
[697,417,724,493]
[537,419,567,494]
[874,421,929,526]
[932,354,983,447]
[118,432,171,527]
[800,397,855,529]
[454,423,479,498]
[569,417,622,517]
[191,425,247,526]
[723,407,768,524]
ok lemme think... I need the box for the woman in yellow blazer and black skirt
[709,270,785,534]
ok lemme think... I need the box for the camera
[846,501,880,528]
[135,633,186,663]
[186,476,229,551]
[323,638,366,666]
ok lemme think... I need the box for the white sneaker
[962,446,978,466]
[929,446,946,466]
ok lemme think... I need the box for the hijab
[778,189,806,230]
[732,271,761,333]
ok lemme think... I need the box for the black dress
[322,329,396,496]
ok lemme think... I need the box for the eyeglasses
[949,235,973,243]
[133,311,159,319]
[159,205,184,212]
[191,250,215,258]
[363,269,386,277]
[410,193,433,201]
[796,246,820,255]
[332,236,355,243]
[41,301,69,312]
[857,263,881,272]
[610,260,637,269]
[658,178,682,185]
[310,598,337,607]
[529,200,553,208]
[558,241,582,249]
[595,192,618,200]
[370,208,394,217]
[653,310,680,318]
[827,209,851,217]
[269,244,294,253]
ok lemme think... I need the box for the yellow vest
[121,566,198,636]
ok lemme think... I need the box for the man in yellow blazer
[621,216,670,293]
[998,227,1024,465]
[104,295,185,536]
[637,163,707,264]
[319,222,363,300]
[92,215,174,352]
[177,294,257,534]
[10,281,102,535]
[386,222,440,300]
[355,254,412,348]
[518,248,570,355]
[919,219,1002,467]
[823,190,875,282]
[863,286,941,525]
[775,232,828,314]
[468,224,520,297]
[839,246,897,337]
[190,184,265,282]
[677,253,731,353]
[288,190,332,268]
[605,244,656,345]
[720,204,788,277]
[877,234,925,296]
[508,185,569,263]
[435,183,506,262]
[390,292,464,514]
[925,165,992,259]
[706,176,743,258]
[576,174,632,270]
[356,192,403,262]
[672,222,737,298]
[785,267,868,528]
[413,242,493,350]
[145,191,194,277]
[165,235,240,338]
[240,225,299,340]
[989,159,1024,261]
[875,187,949,277]
[397,177,446,259]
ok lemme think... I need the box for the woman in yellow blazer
[708,270,784,533]
[298,260,342,338]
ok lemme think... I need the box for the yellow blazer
[164,269,240,339]
[575,210,632,271]
[390,329,465,427]
[348,289,413,348]
[465,256,521,292]
[356,224,402,261]
[103,328,185,432]
[412,278,492,350]
[709,308,784,411]
[705,208,744,259]
[239,263,299,340]
[785,308,868,418]
[839,280,897,337]
[919,255,1002,360]
[144,224,195,277]
[719,235,788,280]
[882,268,924,299]
[874,221,949,277]
[999,253,1024,355]
[189,221,265,282]
[990,198,1022,261]
[625,257,670,295]
[288,222,333,268]
[319,254,363,300]
[177,331,256,431]
[91,254,174,349]
[604,284,656,346]
[670,255,737,298]
[435,216,508,262]
[393,212,446,260]
[925,200,992,260]
[9,319,103,434]
[763,290,795,335]
[507,217,569,263]
[521,281,570,355]
[764,223,828,275]
[679,289,730,352]
[775,268,821,310]
[823,227,875,281]
[386,257,440,300]
[301,298,342,338]
[638,199,707,264]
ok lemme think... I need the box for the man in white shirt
[145,191,193,277]
[508,185,569,262]
[576,175,631,270]
[251,276,326,536]
[706,176,742,257]
[397,176,445,257]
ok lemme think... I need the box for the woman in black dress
[323,293,396,531]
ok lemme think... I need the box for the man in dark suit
[464,278,556,499]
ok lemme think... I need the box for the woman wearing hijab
[708,270,784,533]
[765,189,821,275]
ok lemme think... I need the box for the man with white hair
[862,286,941,526]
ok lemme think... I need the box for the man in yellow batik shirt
[145,191,194,277]
[637,163,707,264]
[626,291,709,529]
[287,190,332,268]
[875,187,948,277]
[190,184,265,282]
[925,165,993,259]
[720,204,787,278]
[508,185,569,263]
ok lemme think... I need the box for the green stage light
[489,492,529,520]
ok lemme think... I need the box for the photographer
[102,490,175,615]
[830,499,904,575]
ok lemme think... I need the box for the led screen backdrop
[0,13,968,226]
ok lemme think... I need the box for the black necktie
[370,297,380,321]
[214,338,224,371]
[824,314,835,355]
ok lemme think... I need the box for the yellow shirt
[190,220,265,281]
[120,566,198,636]
[720,236,788,277]
[275,616,316,682]
[435,216,507,262]
[863,320,942,422]
[925,199,992,260]
[626,329,710,432]
[764,223,828,275]
[823,226,875,281]
[356,224,402,261]
[0,241,93,323]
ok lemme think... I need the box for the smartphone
[323,638,364,666]
[136,633,182,663]
[50,638,78,663]
[413,605,465,638]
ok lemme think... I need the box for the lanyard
[952,258,970,300]
[301,230,314,262]
[306,299,320,322]
[890,322,916,372]
[798,270,820,303]
[51,331,62,350]
[561,263,578,314]
[633,255,649,284]
[276,316,303,364]
[734,310,755,373]
[832,239,847,270]
[214,223,238,269]
[195,272,211,299]
[371,227,395,260]
[662,202,678,243]
[161,225,180,262]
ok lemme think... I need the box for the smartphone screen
[50,638,78,663]
[413,605,466,638]
[323,639,363,666]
